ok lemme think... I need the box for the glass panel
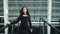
[8,0,47,22]
[52,9,60,21]
[17,0,47,1]
[52,3,60,8]
[0,0,3,1]
[52,0,60,21]
[0,0,3,16]
[9,10,20,15]
[52,9,60,15]
[8,16,18,21]
[8,0,16,1]
[0,0,4,33]
[52,0,60,1]
[0,17,4,23]
[0,10,4,16]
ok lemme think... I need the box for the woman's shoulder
[19,15,30,18]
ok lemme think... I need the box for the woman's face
[23,7,27,13]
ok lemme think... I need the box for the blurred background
[0,0,60,34]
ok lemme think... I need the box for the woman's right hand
[7,22,11,24]
[7,22,11,26]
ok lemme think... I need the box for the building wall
[0,0,60,34]
[0,0,60,23]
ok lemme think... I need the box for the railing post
[39,18,45,34]
[39,18,60,34]
[59,19,60,26]
[4,0,8,34]
[47,0,52,34]
[42,21,45,34]
[39,18,42,34]
[11,24,15,34]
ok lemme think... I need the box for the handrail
[0,24,13,31]
[0,24,9,31]
[0,21,13,31]
[0,21,14,31]
[39,18,60,32]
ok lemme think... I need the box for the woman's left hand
[30,29,33,32]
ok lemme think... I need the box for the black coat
[12,15,32,34]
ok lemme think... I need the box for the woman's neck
[24,13,27,15]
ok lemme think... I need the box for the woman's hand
[30,29,33,32]
[7,22,11,26]
[7,22,11,24]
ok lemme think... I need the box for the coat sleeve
[11,15,21,24]
[29,16,32,29]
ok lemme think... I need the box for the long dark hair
[20,6,30,17]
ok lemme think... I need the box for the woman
[8,6,32,34]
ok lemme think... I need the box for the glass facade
[0,0,4,23]
[8,0,47,22]
[0,0,60,34]
[0,0,60,23]
[52,0,60,21]
[0,0,4,33]
[7,0,60,22]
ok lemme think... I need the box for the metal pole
[39,19,42,34]
[43,21,45,34]
[11,24,15,34]
[47,0,52,34]
[4,0,8,34]
[59,19,60,26]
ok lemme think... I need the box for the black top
[12,15,32,29]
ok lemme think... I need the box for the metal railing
[0,23,15,34]
[39,18,60,34]
[0,18,60,34]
